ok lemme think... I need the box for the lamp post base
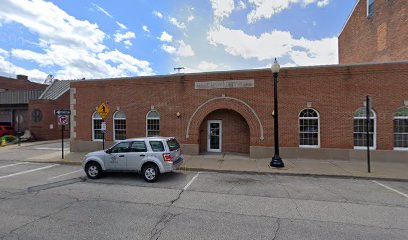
[270,155,284,168]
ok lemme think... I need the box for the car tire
[85,162,103,179]
[142,163,159,183]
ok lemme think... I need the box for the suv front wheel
[142,163,159,183]
[85,162,103,179]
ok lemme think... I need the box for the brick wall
[0,76,46,91]
[339,0,408,64]
[28,91,70,140]
[199,109,250,153]
[71,62,408,152]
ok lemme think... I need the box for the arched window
[353,107,376,149]
[299,108,320,147]
[146,110,160,137]
[92,112,103,141]
[113,111,126,141]
[394,107,408,150]
[367,0,374,16]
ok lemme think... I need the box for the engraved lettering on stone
[195,79,254,89]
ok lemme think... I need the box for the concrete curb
[178,167,408,182]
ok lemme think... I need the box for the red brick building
[70,62,408,161]
[339,0,408,64]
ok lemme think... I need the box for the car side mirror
[105,149,112,154]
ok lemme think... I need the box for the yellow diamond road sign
[97,102,110,120]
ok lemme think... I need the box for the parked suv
[82,137,183,182]
[0,125,16,137]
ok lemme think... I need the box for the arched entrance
[199,109,250,154]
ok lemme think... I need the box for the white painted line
[372,180,408,198]
[0,164,59,180]
[48,170,83,180]
[183,172,200,191]
[0,162,28,169]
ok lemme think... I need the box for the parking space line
[372,180,408,198]
[183,172,200,191]
[48,170,83,180]
[0,162,28,169]
[0,164,59,180]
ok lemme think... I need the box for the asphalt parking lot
[0,160,407,240]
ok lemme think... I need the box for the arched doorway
[199,109,250,154]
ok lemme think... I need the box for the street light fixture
[270,58,284,168]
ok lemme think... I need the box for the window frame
[353,108,377,150]
[393,107,408,151]
[367,0,374,17]
[113,111,127,141]
[146,110,160,137]
[298,108,320,148]
[92,112,103,142]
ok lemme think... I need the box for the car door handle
[140,154,145,157]
[119,155,125,157]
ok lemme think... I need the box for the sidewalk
[29,150,408,181]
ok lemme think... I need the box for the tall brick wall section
[0,76,46,91]
[71,62,408,152]
[339,0,408,64]
[199,109,250,154]
[28,91,70,140]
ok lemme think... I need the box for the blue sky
[0,0,356,82]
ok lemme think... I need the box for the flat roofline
[69,60,408,84]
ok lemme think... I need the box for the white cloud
[210,0,235,20]
[0,48,48,82]
[169,17,186,29]
[207,25,338,65]
[114,31,136,42]
[187,15,195,22]
[142,25,150,32]
[116,21,127,30]
[158,31,173,42]
[153,10,163,19]
[197,61,218,71]
[123,40,132,48]
[161,40,194,57]
[91,3,113,18]
[0,0,153,80]
[238,1,247,10]
[247,0,332,23]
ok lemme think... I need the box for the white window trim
[393,112,408,150]
[367,0,374,16]
[299,108,320,148]
[353,110,377,150]
[146,110,160,137]
[113,111,126,141]
[92,112,103,142]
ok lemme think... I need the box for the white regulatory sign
[101,121,106,132]
[57,115,69,125]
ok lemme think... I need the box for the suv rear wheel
[85,162,102,179]
[142,163,159,183]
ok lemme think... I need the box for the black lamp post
[270,58,284,168]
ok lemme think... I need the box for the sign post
[366,96,371,173]
[55,110,70,159]
[97,102,110,150]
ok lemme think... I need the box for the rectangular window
[93,119,103,140]
[354,119,374,147]
[367,0,374,16]
[129,141,147,152]
[114,119,126,140]
[394,119,408,148]
[147,119,160,137]
[149,141,165,152]
[299,118,319,146]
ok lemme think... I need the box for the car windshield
[167,138,180,151]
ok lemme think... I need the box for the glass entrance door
[207,120,222,152]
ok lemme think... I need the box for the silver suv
[82,137,183,182]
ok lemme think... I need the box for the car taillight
[163,153,173,162]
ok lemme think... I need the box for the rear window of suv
[167,139,180,151]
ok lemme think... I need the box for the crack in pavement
[271,218,281,240]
